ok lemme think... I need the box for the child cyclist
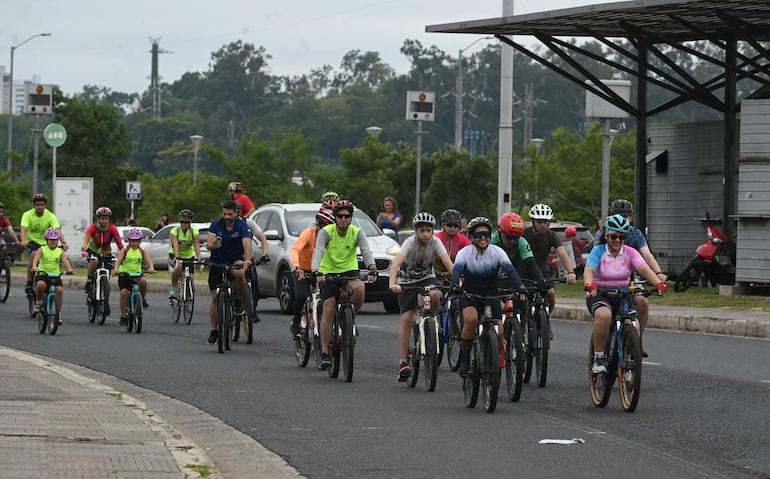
[31,228,74,322]
[113,227,156,326]
[389,212,453,381]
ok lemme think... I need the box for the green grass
[185,464,212,477]
[557,281,770,311]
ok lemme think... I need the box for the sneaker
[142,298,149,309]
[592,357,608,374]
[640,337,648,358]
[57,317,63,325]
[457,360,471,378]
[319,353,331,370]
[119,316,127,326]
[103,303,111,316]
[641,349,649,358]
[168,288,177,299]
[290,319,301,336]
[398,361,411,382]
[234,301,244,316]
[207,330,218,345]
[32,302,41,313]
[25,284,34,295]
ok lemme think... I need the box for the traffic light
[24,84,53,115]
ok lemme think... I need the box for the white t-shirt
[397,235,447,285]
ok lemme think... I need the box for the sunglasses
[444,223,460,228]
[503,233,519,241]
[607,233,626,241]
[472,231,492,240]
[336,214,352,219]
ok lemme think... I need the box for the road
[1,289,768,478]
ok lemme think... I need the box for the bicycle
[0,243,16,303]
[437,288,462,371]
[294,278,321,368]
[87,253,115,326]
[588,285,661,412]
[521,278,552,388]
[458,290,510,413]
[501,290,525,402]
[34,271,71,335]
[169,259,206,325]
[212,263,248,353]
[233,256,269,345]
[123,274,145,334]
[402,281,450,392]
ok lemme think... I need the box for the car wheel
[278,269,295,315]
[383,297,399,314]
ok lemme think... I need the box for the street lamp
[6,32,51,172]
[365,126,382,138]
[189,134,203,186]
[529,138,545,199]
[455,36,494,150]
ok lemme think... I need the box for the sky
[2,0,616,96]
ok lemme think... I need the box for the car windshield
[284,209,381,237]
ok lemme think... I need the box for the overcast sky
[3,0,615,96]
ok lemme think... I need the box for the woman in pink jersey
[80,207,124,303]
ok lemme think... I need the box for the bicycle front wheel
[505,318,524,402]
[38,302,48,334]
[328,316,341,379]
[463,342,479,408]
[588,337,612,408]
[480,329,500,413]
[215,290,227,353]
[0,261,9,303]
[87,287,97,324]
[406,322,420,388]
[534,308,550,388]
[295,305,311,367]
[47,295,59,335]
[446,307,462,372]
[523,315,535,383]
[243,288,254,344]
[183,278,195,325]
[423,317,438,392]
[134,295,143,334]
[28,291,36,318]
[619,323,642,412]
[97,275,109,325]
[341,307,355,383]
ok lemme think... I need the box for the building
[0,65,39,115]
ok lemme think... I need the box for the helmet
[565,226,577,238]
[603,214,631,234]
[467,216,493,234]
[227,181,243,192]
[32,193,48,203]
[499,212,524,236]
[610,199,634,217]
[95,206,112,217]
[412,212,436,228]
[126,227,144,240]
[529,203,553,220]
[441,209,462,224]
[178,209,194,220]
[321,191,340,202]
[0,202,5,209]
[316,205,335,227]
[332,200,354,216]
[44,227,60,240]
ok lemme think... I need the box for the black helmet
[610,199,634,217]
[467,216,492,234]
[178,209,194,220]
[441,209,461,224]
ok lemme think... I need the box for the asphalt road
[0,288,768,478]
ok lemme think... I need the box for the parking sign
[126,181,142,200]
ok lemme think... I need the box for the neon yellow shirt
[319,224,360,273]
[169,226,199,259]
[21,209,60,245]
[119,247,144,275]
[38,246,62,275]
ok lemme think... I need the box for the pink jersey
[435,230,470,261]
[85,223,124,253]
[586,243,646,288]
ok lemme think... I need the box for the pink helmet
[44,227,60,240]
[126,227,144,240]
[565,226,577,238]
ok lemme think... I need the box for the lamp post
[189,135,203,186]
[529,138,545,200]
[600,121,624,219]
[455,36,493,150]
[365,126,382,138]
[6,32,51,172]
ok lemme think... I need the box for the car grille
[359,259,391,271]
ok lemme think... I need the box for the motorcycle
[674,212,736,292]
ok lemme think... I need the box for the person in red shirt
[80,207,125,300]
[434,209,470,275]
[227,181,256,218]
[564,225,588,272]
[0,202,20,260]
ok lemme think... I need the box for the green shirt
[21,209,60,245]
[119,247,144,275]
[491,231,534,268]
[319,224,361,274]
[38,246,62,275]
[169,226,199,259]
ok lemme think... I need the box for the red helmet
[498,212,524,236]
[565,226,577,238]
[316,204,335,227]
[332,200,354,216]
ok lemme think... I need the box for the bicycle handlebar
[595,286,663,297]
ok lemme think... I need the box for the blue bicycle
[34,272,69,335]
[123,274,144,334]
[437,289,462,371]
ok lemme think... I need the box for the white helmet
[529,203,553,220]
[412,212,436,227]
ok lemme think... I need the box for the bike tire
[341,306,355,382]
[216,290,226,353]
[231,312,241,342]
[47,294,59,335]
[97,275,109,325]
[134,295,143,334]
[243,288,254,344]
[28,291,36,318]
[674,257,704,292]
[295,305,311,367]
[505,318,525,402]
[88,290,97,324]
[423,317,438,392]
[588,338,612,408]
[406,322,420,388]
[481,329,500,413]
[534,309,550,388]
[523,314,535,383]
[0,262,9,303]
[329,316,341,379]
[619,323,642,412]
[437,307,448,367]
[38,301,48,334]
[463,342,479,408]
[446,308,462,372]
[183,278,194,325]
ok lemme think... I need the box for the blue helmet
[603,214,630,234]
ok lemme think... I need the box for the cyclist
[0,202,21,255]
[31,228,74,321]
[20,194,69,295]
[168,209,203,300]
[389,212,453,381]
[594,199,667,357]
[583,214,667,374]
[289,203,335,336]
[227,181,256,218]
[321,191,340,202]
[451,216,524,377]
[80,206,124,315]
[492,212,544,281]
[523,203,577,314]
[434,209,470,271]
[206,200,253,345]
[113,227,156,326]
[564,226,588,273]
[311,199,377,369]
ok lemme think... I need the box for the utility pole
[497,0,515,219]
[148,37,171,118]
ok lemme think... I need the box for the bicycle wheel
[231,312,241,342]
[0,262,10,303]
[505,318,525,402]
[28,290,36,318]
[619,323,642,412]
[183,277,195,325]
[446,307,462,372]
[97,276,109,325]
[125,300,135,332]
[523,314,535,383]
[437,307,448,367]
[243,289,254,344]
[38,300,48,334]
[423,317,438,392]
[588,338,612,408]
[341,307,355,383]
[406,322,420,388]
[87,286,97,324]
[216,291,227,353]
[48,294,59,335]
[329,316,341,379]
[132,293,143,334]
[295,305,311,367]
[534,309,550,388]
[480,329,500,413]
[674,258,704,292]
[463,342,479,408]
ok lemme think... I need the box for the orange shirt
[291,226,318,272]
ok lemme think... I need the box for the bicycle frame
[88,254,113,325]
[125,274,143,334]
[36,272,60,335]
[212,263,244,353]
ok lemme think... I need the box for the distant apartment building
[1,65,41,114]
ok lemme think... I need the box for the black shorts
[26,242,42,254]
[118,273,142,290]
[459,293,502,319]
[586,291,623,316]
[34,274,62,288]
[397,278,437,314]
[319,270,360,301]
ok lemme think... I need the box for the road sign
[44,123,67,148]
[406,91,435,121]
[126,181,142,200]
